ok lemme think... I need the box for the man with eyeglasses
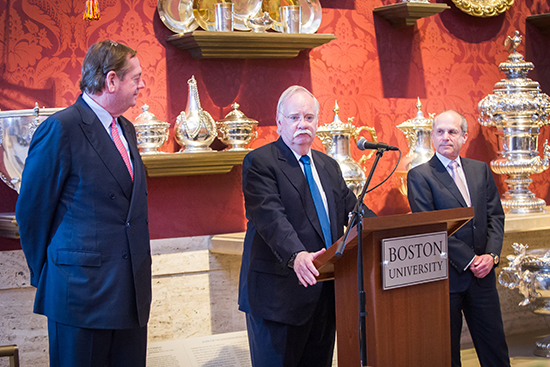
[407,109,510,367]
[16,39,150,367]
[238,85,376,367]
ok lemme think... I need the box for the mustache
[293,129,312,138]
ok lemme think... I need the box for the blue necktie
[300,155,332,248]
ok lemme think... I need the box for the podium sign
[381,231,448,290]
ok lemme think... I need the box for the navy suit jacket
[16,95,151,329]
[238,137,375,326]
[407,155,504,293]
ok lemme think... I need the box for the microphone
[357,138,399,151]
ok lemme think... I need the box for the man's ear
[105,70,118,93]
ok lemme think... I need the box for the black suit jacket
[16,95,151,329]
[407,155,504,293]
[238,138,375,325]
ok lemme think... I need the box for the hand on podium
[293,248,326,287]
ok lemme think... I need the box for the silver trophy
[479,31,550,214]
[396,98,434,196]
[499,243,550,357]
[175,76,217,152]
[316,101,377,197]
[0,103,63,192]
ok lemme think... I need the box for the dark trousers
[450,279,510,367]
[48,319,147,367]
[245,284,336,367]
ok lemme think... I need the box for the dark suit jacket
[238,137,375,326]
[16,95,151,329]
[407,155,504,293]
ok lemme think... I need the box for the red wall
[1,0,550,250]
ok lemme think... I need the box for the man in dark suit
[16,40,151,367]
[407,109,510,367]
[238,85,376,367]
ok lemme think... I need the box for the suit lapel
[430,156,467,207]
[274,139,325,243]
[75,97,133,199]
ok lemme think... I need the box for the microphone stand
[335,146,388,367]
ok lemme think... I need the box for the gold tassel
[83,0,101,21]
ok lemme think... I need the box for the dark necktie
[300,155,332,248]
[111,118,133,181]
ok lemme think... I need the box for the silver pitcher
[175,76,217,152]
[0,103,63,192]
[478,31,550,214]
[499,243,550,357]
[316,101,377,197]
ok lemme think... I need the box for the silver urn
[316,101,377,197]
[499,243,550,357]
[175,76,217,152]
[478,31,550,214]
[0,103,63,192]
[216,102,258,151]
[133,104,170,155]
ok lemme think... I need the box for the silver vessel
[216,102,258,151]
[499,243,550,357]
[0,103,63,192]
[396,98,434,196]
[478,31,550,214]
[316,101,377,197]
[133,104,170,154]
[175,76,217,152]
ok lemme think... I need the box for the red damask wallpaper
[1,0,550,250]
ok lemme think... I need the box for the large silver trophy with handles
[478,31,550,214]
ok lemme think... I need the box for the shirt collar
[435,152,462,169]
[82,93,115,130]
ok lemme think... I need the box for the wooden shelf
[527,14,550,35]
[373,2,450,28]
[166,31,336,59]
[141,150,248,177]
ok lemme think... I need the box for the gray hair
[276,85,320,120]
[433,109,468,135]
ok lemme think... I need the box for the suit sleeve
[407,167,476,272]
[242,153,307,263]
[482,163,505,256]
[15,117,71,286]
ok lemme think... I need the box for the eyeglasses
[280,113,316,123]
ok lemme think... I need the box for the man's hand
[293,248,327,287]
[469,254,493,278]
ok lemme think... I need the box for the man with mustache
[238,85,376,367]
[407,109,510,367]
[16,39,151,367]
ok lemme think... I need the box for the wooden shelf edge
[166,31,337,59]
[527,14,550,35]
[141,150,249,177]
[373,2,450,28]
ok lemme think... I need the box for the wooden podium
[314,207,474,367]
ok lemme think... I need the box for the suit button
[122,253,129,259]
[126,222,130,228]
[109,193,115,200]
[473,225,476,229]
